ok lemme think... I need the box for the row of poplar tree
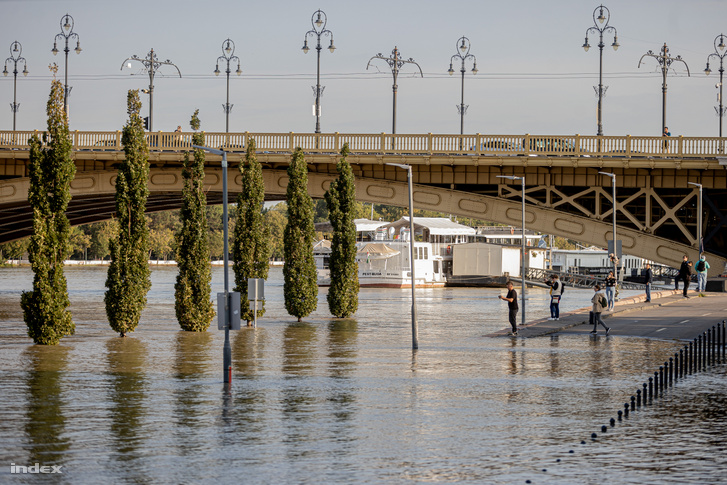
[22,80,359,345]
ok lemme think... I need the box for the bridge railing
[1,130,725,158]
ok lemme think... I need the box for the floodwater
[0,266,725,484]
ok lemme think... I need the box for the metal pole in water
[636,389,642,407]
[643,383,648,403]
[649,376,653,400]
[669,358,673,386]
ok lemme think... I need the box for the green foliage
[1,238,29,262]
[232,139,272,323]
[174,114,214,332]
[324,144,359,318]
[88,220,117,260]
[263,204,287,260]
[104,90,152,337]
[283,148,318,321]
[20,79,76,345]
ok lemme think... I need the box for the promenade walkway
[488,288,727,340]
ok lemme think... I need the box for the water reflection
[233,327,267,378]
[23,345,70,470]
[105,337,147,463]
[326,319,358,426]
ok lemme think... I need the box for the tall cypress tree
[21,79,76,345]
[325,143,359,317]
[283,148,318,321]
[104,90,152,337]
[232,138,271,324]
[174,110,214,331]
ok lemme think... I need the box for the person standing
[547,274,563,320]
[695,254,710,296]
[644,263,653,302]
[605,271,616,311]
[499,281,519,336]
[678,255,692,298]
[590,284,610,336]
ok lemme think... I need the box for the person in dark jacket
[605,271,616,311]
[499,281,519,336]
[678,255,692,298]
[644,263,653,302]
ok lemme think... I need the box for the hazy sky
[1,0,726,137]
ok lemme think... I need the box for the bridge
[1,130,726,271]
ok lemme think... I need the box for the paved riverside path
[487,288,727,340]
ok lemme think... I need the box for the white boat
[315,217,476,288]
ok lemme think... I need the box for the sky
[1,0,726,137]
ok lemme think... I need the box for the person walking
[605,271,616,311]
[499,281,519,336]
[695,254,710,296]
[590,284,610,336]
[678,255,692,298]
[644,263,653,302]
[546,274,564,320]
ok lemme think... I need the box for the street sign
[217,292,241,330]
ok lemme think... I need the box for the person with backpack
[590,284,610,336]
[604,271,616,311]
[695,255,710,295]
[547,274,564,320]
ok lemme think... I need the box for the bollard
[642,383,648,405]
[659,367,664,395]
[610,418,615,427]
[669,357,673,386]
[618,410,623,421]
[674,353,679,382]
[649,377,653,400]
[624,402,629,417]
[636,389,642,407]
[689,340,694,374]
[679,348,684,379]
[698,335,703,371]
[630,395,636,411]
[707,329,712,368]
[722,321,726,363]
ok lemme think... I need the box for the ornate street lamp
[121,49,181,132]
[704,34,727,138]
[52,13,81,116]
[582,4,619,136]
[638,43,690,136]
[215,39,242,133]
[302,9,335,134]
[367,47,423,149]
[3,41,28,132]
[448,36,477,148]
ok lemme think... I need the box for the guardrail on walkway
[1,130,726,158]
[524,267,664,290]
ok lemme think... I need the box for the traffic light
[143,116,149,130]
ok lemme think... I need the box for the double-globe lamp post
[448,36,477,149]
[497,175,526,328]
[582,4,619,136]
[52,13,81,116]
[367,47,423,149]
[704,34,727,139]
[121,49,181,132]
[3,41,28,132]
[215,39,242,134]
[302,9,335,134]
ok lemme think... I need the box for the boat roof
[384,217,477,236]
[314,218,388,233]
[358,243,400,255]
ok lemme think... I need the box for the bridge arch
[1,167,722,271]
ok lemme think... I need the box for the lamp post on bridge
[448,36,477,149]
[367,47,423,149]
[497,175,526,328]
[52,13,81,117]
[704,34,727,139]
[121,49,181,132]
[214,39,242,134]
[599,171,619,299]
[638,43,690,136]
[386,162,418,350]
[302,9,335,134]
[3,41,28,132]
[582,4,619,136]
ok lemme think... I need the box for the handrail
[0,130,725,159]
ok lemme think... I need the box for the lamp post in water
[386,162,418,350]
[599,171,619,298]
[497,175,526,327]
[3,41,28,132]
[193,144,232,383]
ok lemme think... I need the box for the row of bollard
[594,320,726,438]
